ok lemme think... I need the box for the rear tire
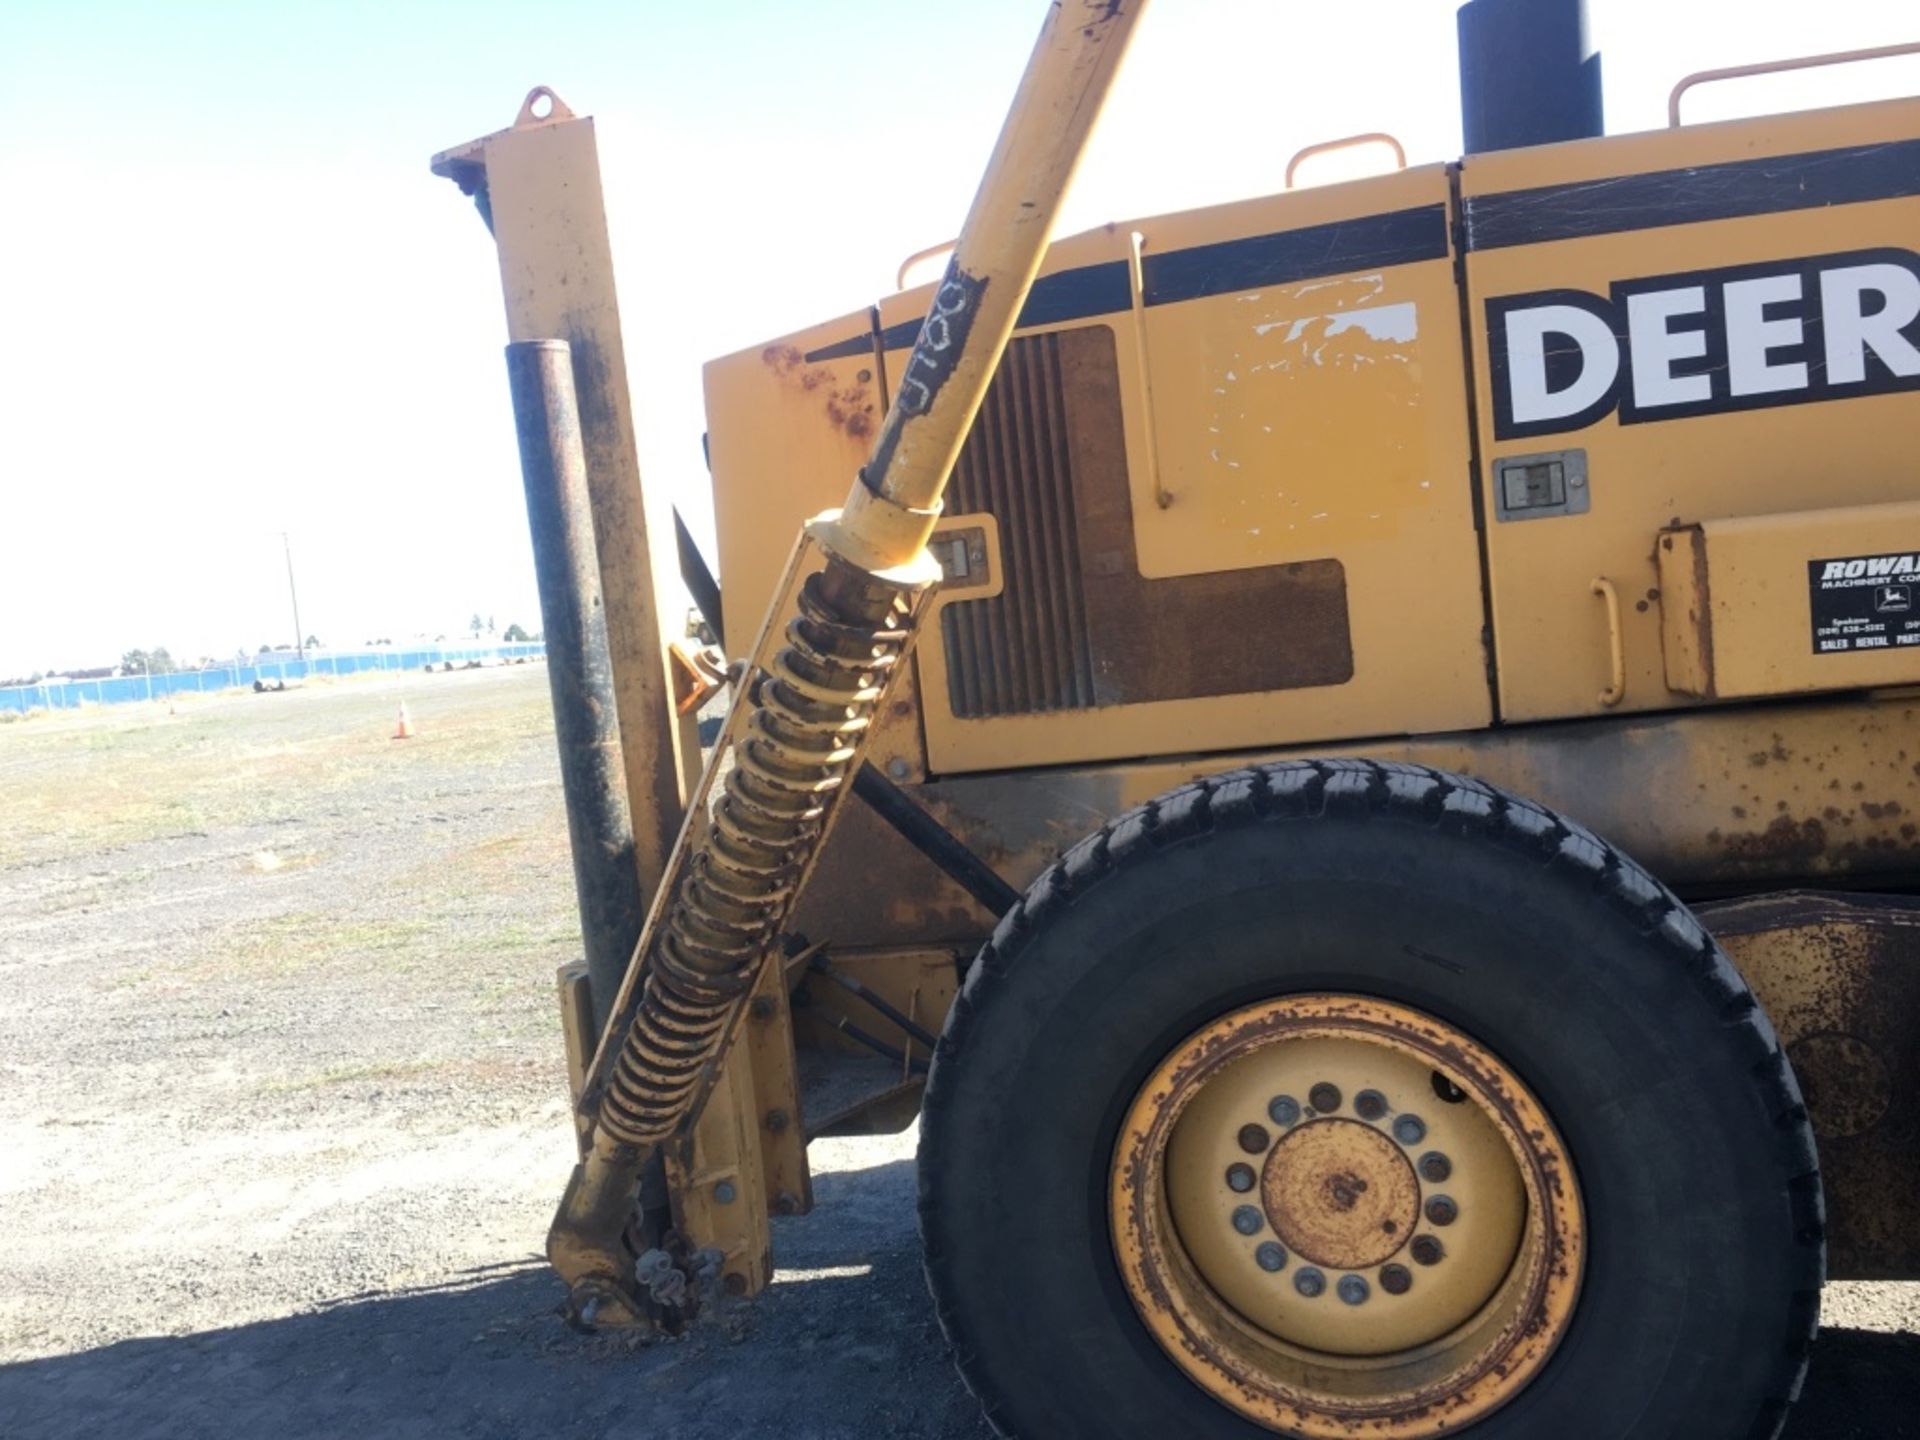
[918,760,1823,1440]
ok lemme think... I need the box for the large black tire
[918,760,1823,1440]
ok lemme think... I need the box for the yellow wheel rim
[1110,995,1584,1437]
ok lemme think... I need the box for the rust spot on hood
[762,346,875,441]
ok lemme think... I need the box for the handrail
[1669,40,1920,126]
[1126,230,1171,510]
[896,239,958,291]
[1284,132,1406,189]
[1592,578,1625,709]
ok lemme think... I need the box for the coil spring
[598,567,910,1146]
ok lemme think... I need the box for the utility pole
[282,532,306,665]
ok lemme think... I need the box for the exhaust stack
[1458,0,1603,154]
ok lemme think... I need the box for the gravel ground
[0,666,1913,1439]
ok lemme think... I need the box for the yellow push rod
[549,0,1146,1325]
[818,0,1149,573]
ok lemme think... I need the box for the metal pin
[1232,1205,1264,1236]
[1338,1274,1371,1306]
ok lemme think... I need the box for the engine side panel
[1462,98,1920,722]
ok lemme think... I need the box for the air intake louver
[940,333,1096,718]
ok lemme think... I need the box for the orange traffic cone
[393,702,414,740]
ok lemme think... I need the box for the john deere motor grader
[433,1,1920,1434]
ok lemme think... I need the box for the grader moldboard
[432,1,1920,1435]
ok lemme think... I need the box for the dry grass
[0,672,552,869]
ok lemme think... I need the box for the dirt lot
[0,666,1914,1440]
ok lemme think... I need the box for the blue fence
[0,643,546,715]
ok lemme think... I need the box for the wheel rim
[1110,995,1584,1437]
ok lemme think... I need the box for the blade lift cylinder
[546,0,1151,1325]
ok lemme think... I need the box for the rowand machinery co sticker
[1810,552,1920,653]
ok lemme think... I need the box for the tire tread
[920,759,1822,1440]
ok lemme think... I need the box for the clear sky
[2,0,1915,677]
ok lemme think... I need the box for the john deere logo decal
[1488,248,1920,441]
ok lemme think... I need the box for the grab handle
[1669,41,1920,126]
[1592,578,1625,708]
[1284,132,1406,189]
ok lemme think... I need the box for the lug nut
[1392,1114,1428,1146]
[1226,1163,1256,1193]
[1425,1195,1459,1227]
[1337,1275,1371,1306]
[1232,1205,1264,1236]
[1256,1242,1288,1273]
[1418,1151,1452,1183]
[1354,1089,1388,1121]
[1294,1267,1327,1298]
[1268,1095,1301,1126]
[1237,1123,1271,1155]
[1411,1235,1446,1267]
[1308,1082,1343,1114]
[1379,1263,1413,1296]
[714,1180,737,1205]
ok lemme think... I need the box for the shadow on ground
[1794,1327,1920,1440]
[1,1158,1911,1440]
[0,1160,987,1440]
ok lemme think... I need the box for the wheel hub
[1113,995,1583,1437]
[1262,1119,1417,1272]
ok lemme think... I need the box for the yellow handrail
[1669,40,1920,126]
[1285,132,1406,189]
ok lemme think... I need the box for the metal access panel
[872,165,1491,775]
[1461,96,1920,722]
[1659,500,1920,699]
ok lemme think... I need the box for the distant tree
[258,643,273,655]
[469,612,485,639]
[487,615,496,635]
[305,634,321,650]
[119,648,174,675]
[503,622,530,643]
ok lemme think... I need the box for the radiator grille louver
[940,333,1096,718]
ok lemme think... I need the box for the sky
[2,0,1917,677]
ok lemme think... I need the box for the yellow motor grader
[433,1,1920,1434]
